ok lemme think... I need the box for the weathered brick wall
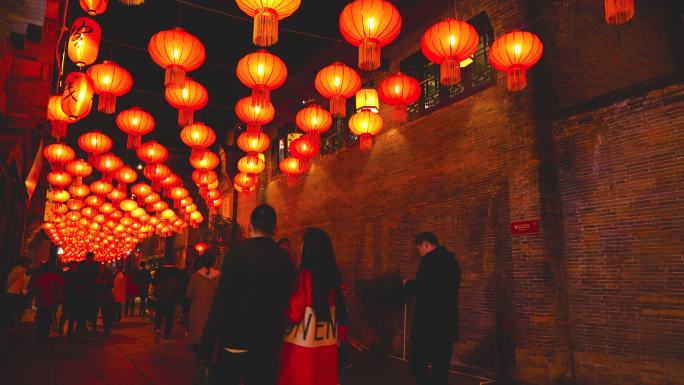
[554,80,684,385]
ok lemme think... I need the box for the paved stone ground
[0,313,485,385]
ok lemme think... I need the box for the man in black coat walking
[404,232,461,385]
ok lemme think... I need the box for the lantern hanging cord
[54,0,70,93]
[175,0,343,43]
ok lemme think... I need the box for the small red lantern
[195,241,208,255]
[236,50,287,109]
[170,187,189,208]
[165,78,208,126]
[148,28,206,89]
[238,155,266,175]
[348,110,384,151]
[114,166,137,191]
[78,131,112,163]
[143,163,171,191]
[315,62,361,117]
[489,30,543,92]
[289,135,320,160]
[421,19,479,86]
[44,143,76,171]
[189,150,219,171]
[79,0,108,16]
[136,141,169,165]
[47,171,73,189]
[47,95,72,139]
[295,104,333,141]
[180,122,216,157]
[88,60,133,113]
[235,96,275,132]
[237,130,270,155]
[94,153,124,182]
[66,159,92,186]
[378,72,421,123]
[279,157,307,186]
[61,71,94,120]
[131,183,153,206]
[116,107,155,149]
[90,180,114,196]
[67,17,101,67]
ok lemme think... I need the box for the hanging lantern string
[175,0,343,43]
[53,0,71,92]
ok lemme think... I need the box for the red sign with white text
[510,219,540,235]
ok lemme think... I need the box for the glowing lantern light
[107,189,126,202]
[94,153,124,182]
[378,72,421,123]
[143,163,172,191]
[295,104,333,141]
[238,155,266,175]
[119,199,138,214]
[289,135,320,160]
[192,170,218,195]
[61,71,94,120]
[116,107,155,149]
[67,199,85,211]
[237,130,270,155]
[99,202,115,214]
[315,62,361,117]
[52,203,69,215]
[355,88,379,113]
[78,131,112,163]
[69,184,91,198]
[114,166,137,191]
[164,78,208,126]
[236,50,287,109]
[90,180,114,196]
[235,96,275,133]
[279,157,306,186]
[339,0,402,71]
[605,0,634,25]
[189,150,219,171]
[148,28,206,89]
[47,95,72,139]
[234,172,259,190]
[180,123,216,157]
[44,143,76,171]
[119,0,145,6]
[236,0,301,47]
[47,171,73,189]
[67,17,101,67]
[86,194,105,207]
[87,60,133,113]
[489,30,543,92]
[51,189,71,203]
[349,110,384,151]
[160,173,181,196]
[170,187,189,208]
[421,19,479,86]
[79,0,108,16]
[136,141,169,165]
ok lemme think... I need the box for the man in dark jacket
[404,232,461,385]
[77,251,100,331]
[202,204,295,385]
[153,257,182,343]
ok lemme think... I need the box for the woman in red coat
[278,228,347,385]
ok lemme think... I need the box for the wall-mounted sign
[510,219,540,236]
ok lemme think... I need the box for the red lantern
[107,188,126,203]
[348,110,384,151]
[116,107,155,149]
[164,78,208,126]
[160,173,181,197]
[236,0,301,47]
[131,183,153,206]
[94,153,124,182]
[421,19,479,86]
[136,141,169,165]
[61,71,94,120]
[47,95,72,139]
[314,62,361,117]
[180,123,216,157]
[339,0,402,71]
[605,0,634,25]
[67,17,101,67]
[143,163,171,191]
[238,155,266,175]
[78,130,112,163]
[79,0,108,16]
[192,170,218,195]
[234,172,259,189]
[489,31,543,92]
[69,184,91,198]
[289,135,320,160]
[295,104,333,140]
[114,166,137,191]
[279,157,307,186]
[378,72,421,123]
[148,28,206,88]
[88,60,133,113]
[170,187,189,208]
[47,171,73,189]
[90,180,114,196]
[195,241,208,255]
[236,50,287,109]
[237,130,270,155]
[235,96,275,132]
[44,143,76,171]
[85,194,105,208]
[189,150,220,171]
[66,159,92,186]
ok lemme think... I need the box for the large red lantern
[422,19,479,86]
[61,71,94,120]
[236,50,287,109]
[87,60,133,113]
[67,17,101,67]
[238,155,266,175]
[44,143,76,171]
[279,157,307,186]
[234,172,259,189]
[136,141,169,165]
[348,110,384,151]
[79,0,108,16]
[66,159,92,186]
[114,166,137,191]
[489,31,543,92]
[131,183,153,206]
[189,150,219,171]
[339,0,401,71]
[314,62,361,117]
[143,163,172,191]
[47,95,72,139]
[605,0,634,25]
[164,78,208,127]
[235,96,275,132]
[78,130,112,163]
[236,0,301,47]
[237,130,270,155]
[148,28,206,88]
[180,123,215,157]
[378,72,421,123]
[116,107,155,149]
[295,104,333,140]
[94,153,124,182]
[289,135,320,160]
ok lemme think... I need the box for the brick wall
[554,80,684,385]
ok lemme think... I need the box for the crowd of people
[3,203,461,385]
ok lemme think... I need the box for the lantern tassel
[440,57,462,87]
[359,134,373,151]
[166,65,186,89]
[98,94,117,114]
[392,105,408,123]
[330,96,346,117]
[254,8,278,47]
[286,175,297,187]
[252,86,270,109]
[178,109,194,127]
[359,38,381,71]
[51,122,68,139]
[507,65,528,92]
